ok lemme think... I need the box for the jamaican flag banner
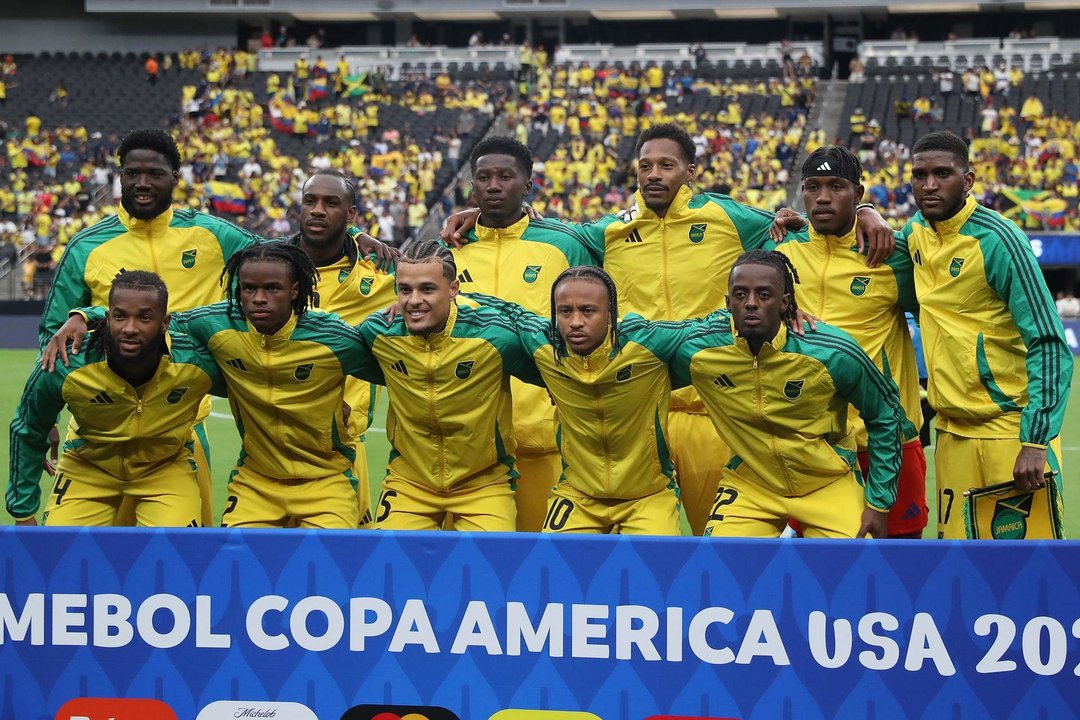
[964,474,1064,539]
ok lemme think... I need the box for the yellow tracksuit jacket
[7,334,224,518]
[450,214,601,454]
[771,225,922,448]
[575,185,774,412]
[39,206,259,346]
[669,311,905,511]
[297,233,398,440]
[901,196,1072,446]
[468,293,683,500]
[79,302,383,482]
[357,299,543,493]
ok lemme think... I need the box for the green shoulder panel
[38,214,126,348]
[668,310,734,389]
[620,313,702,363]
[291,309,382,383]
[567,214,619,263]
[168,301,241,345]
[967,205,1072,446]
[453,304,544,386]
[460,291,553,356]
[697,192,776,250]
[184,209,262,260]
[522,218,604,266]
[168,333,227,396]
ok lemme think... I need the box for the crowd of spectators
[847,61,1080,231]
[1,40,1076,299]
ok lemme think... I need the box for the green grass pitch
[2,347,1078,537]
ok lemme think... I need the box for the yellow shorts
[43,451,201,528]
[374,475,516,532]
[704,468,867,539]
[541,481,681,536]
[935,431,1063,539]
[110,418,214,528]
[220,464,359,529]
[668,410,730,536]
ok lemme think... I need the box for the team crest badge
[991,493,1033,539]
[455,361,475,379]
[616,364,633,382]
[522,265,542,284]
[181,249,197,269]
[294,363,314,381]
[950,257,965,277]
[849,276,871,296]
[688,223,707,243]
[166,387,188,404]
[784,379,804,400]
[338,268,351,284]
[359,276,374,295]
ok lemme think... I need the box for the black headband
[801,150,861,184]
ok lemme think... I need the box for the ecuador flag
[206,180,248,215]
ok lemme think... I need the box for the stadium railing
[257,40,824,78]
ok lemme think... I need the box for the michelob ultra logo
[56,697,177,720]
[340,705,459,720]
[197,700,317,719]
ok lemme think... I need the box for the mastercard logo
[340,705,460,720]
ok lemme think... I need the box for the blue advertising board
[1028,234,1080,267]
[1,528,1079,720]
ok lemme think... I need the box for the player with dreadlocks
[8,270,224,526]
[668,250,906,539]
[72,243,384,528]
[467,265,693,535]
[769,145,926,538]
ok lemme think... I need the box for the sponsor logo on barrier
[490,712,603,720]
[55,697,177,720]
[196,700,317,719]
[340,705,460,720]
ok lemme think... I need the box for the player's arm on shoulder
[981,226,1073,447]
[885,231,919,314]
[823,331,904,511]
[309,310,384,385]
[562,214,616,265]
[8,361,66,522]
[624,314,700,365]
[39,242,92,350]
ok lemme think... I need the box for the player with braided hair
[469,266,691,535]
[72,242,384,528]
[668,250,906,539]
[769,144,927,538]
[8,270,224,526]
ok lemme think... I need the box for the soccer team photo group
[2,2,1080,717]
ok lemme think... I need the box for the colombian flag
[206,180,247,214]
